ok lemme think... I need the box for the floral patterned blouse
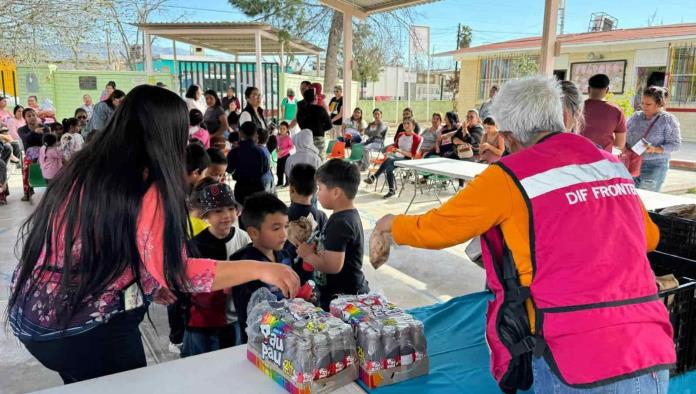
[10,185,217,341]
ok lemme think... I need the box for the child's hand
[297,241,317,260]
[259,264,300,299]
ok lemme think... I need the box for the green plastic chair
[28,163,48,188]
[345,143,365,163]
[326,140,336,155]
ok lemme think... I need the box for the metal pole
[342,10,353,120]
[144,32,153,73]
[540,0,560,76]
[426,51,431,120]
[372,80,375,112]
[395,66,400,124]
[255,31,264,93]
[280,41,285,73]
[408,29,412,110]
[172,40,179,92]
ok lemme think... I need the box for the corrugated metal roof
[135,22,323,54]
[320,0,439,15]
[437,23,696,57]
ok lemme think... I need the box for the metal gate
[178,61,280,122]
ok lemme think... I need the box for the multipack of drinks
[330,294,429,388]
[245,288,359,394]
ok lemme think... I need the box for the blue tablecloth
[361,291,696,394]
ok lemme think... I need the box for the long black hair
[445,111,459,130]
[106,89,125,109]
[62,117,79,132]
[204,89,222,108]
[185,84,200,99]
[9,85,191,324]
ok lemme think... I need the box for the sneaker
[168,342,182,354]
[21,194,31,202]
[364,175,375,185]
[9,154,19,163]
[383,190,396,199]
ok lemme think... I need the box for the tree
[0,0,179,69]
[229,0,412,94]
[450,24,473,104]
[512,54,539,77]
[458,25,472,49]
[353,23,385,98]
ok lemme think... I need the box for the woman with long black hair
[203,89,228,137]
[7,85,299,383]
[83,89,125,139]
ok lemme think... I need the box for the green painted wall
[357,99,456,124]
[281,73,360,112]
[16,65,174,120]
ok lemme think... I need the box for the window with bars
[477,54,539,101]
[668,46,696,107]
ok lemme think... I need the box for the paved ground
[1,158,695,393]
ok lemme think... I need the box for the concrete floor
[1,160,695,393]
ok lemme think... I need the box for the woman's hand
[258,264,300,299]
[153,287,177,305]
[480,142,490,152]
[645,146,663,154]
[375,214,395,234]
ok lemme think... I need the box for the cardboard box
[247,346,358,394]
[358,356,430,389]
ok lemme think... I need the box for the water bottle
[381,325,399,369]
[313,332,331,379]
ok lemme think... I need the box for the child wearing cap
[182,182,251,357]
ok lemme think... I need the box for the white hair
[490,76,565,146]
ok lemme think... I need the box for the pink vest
[481,133,675,391]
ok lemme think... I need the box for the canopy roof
[320,0,438,18]
[135,22,323,56]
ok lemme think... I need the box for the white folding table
[34,345,365,394]
[394,158,489,213]
[393,157,695,214]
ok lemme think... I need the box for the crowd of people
[0,71,684,391]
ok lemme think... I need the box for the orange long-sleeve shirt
[391,164,660,328]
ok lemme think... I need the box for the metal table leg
[404,168,419,214]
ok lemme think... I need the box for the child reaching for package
[296,160,370,311]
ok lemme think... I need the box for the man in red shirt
[580,74,627,152]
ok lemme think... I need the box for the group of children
[19,109,86,201]
[174,138,370,358]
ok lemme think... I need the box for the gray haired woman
[560,80,584,132]
[626,86,681,192]
[373,76,673,394]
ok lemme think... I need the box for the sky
[152,0,696,67]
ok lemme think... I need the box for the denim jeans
[374,156,406,191]
[532,356,669,394]
[181,322,240,358]
[635,158,670,192]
